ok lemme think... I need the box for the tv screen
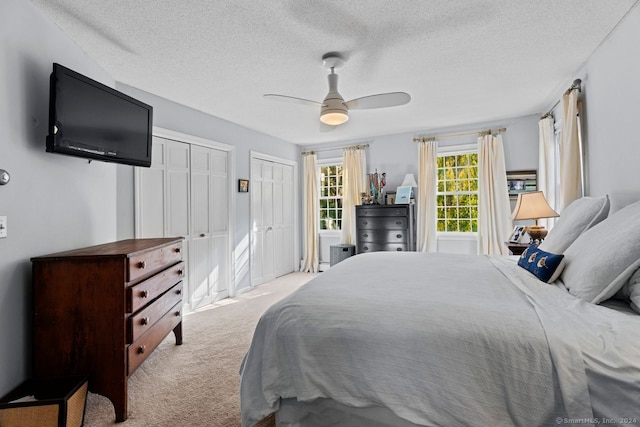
[46,63,153,167]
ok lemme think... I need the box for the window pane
[436,151,479,233]
[317,163,344,231]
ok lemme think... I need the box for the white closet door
[211,150,229,296]
[250,159,265,285]
[190,145,213,310]
[251,157,296,286]
[137,137,166,237]
[281,164,295,274]
[262,161,275,281]
[166,141,190,238]
[136,133,230,312]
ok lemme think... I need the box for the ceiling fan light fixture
[320,111,349,126]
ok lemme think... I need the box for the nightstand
[506,242,531,256]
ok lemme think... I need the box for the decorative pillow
[616,267,640,314]
[517,245,565,283]
[561,199,640,304]
[538,195,610,254]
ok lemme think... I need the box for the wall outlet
[0,216,6,238]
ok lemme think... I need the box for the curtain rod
[540,79,582,120]
[301,143,369,156]
[412,127,507,143]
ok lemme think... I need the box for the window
[319,163,343,230]
[436,151,478,232]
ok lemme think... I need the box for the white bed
[240,198,640,427]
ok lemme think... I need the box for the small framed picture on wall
[238,179,249,193]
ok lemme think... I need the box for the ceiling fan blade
[344,92,411,110]
[263,94,325,107]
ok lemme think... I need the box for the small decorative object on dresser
[356,204,416,253]
[31,238,184,422]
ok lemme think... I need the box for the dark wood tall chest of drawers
[356,204,416,253]
[31,238,185,422]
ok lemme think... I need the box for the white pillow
[538,195,610,254]
[561,199,640,304]
[616,268,640,314]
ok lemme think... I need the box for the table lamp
[511,191,559,242]
[400,173,418,199]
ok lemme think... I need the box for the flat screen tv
[46,63,153,167]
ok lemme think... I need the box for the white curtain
[559,90,583,211]
[538,116,557,229]
[341,148,367,245]
[477,134,512,256]
[417,139,437,252]
[300,154,319,272]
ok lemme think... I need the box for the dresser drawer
[127,261,185,313]
[128,241,183,283]
[357,206,408,217]
[128,301,182,376]
[358,230,408,243]
[357,216,407,230]
[358,242,408,253]
[128,282,183,343]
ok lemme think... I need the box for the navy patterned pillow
[517,245,565,283]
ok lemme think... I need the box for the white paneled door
[136,134,231,312]
[251,156,295,287]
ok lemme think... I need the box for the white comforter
[240,252,640,426]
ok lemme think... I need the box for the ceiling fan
[264,52,411,126]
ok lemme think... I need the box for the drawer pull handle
[175,310,181,317]
[395,221,401,225]
[363,247,369,251]
[177,269,183,275]
[174,247,181,253]
[363,221,368,225]
[176,289,182,295]
[140,317,149,326]
[200,233,206,238]
[137,261,146,269]
[363,234,368,238]
[140,290,150,298]
[397,248,403,251]
[396,234,402,238]
[395,210,400,214]
[138,345,146,354]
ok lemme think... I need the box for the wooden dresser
[356,204,416,253]
[31,238,185,422]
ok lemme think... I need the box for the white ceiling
[30,0,638,145]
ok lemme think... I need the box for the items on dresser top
[356,204,416,253]
[31,238,184,423]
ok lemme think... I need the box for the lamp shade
[401,173,418,187]
[512,191,559,220]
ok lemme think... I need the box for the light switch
[0,216,6,238]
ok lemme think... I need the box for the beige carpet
[83,272,316,426]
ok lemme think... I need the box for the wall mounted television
[46,63,153,167]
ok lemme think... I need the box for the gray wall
[0,0,118,395]
[576,3,640,212]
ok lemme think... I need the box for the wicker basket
[0,377,88,427]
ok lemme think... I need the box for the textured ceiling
[29,0,638,145]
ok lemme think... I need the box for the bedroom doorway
[250,152,298,287]
[135,128,235,312]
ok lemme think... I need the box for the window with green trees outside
[319,164,343,230]
[436,152,478,232]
